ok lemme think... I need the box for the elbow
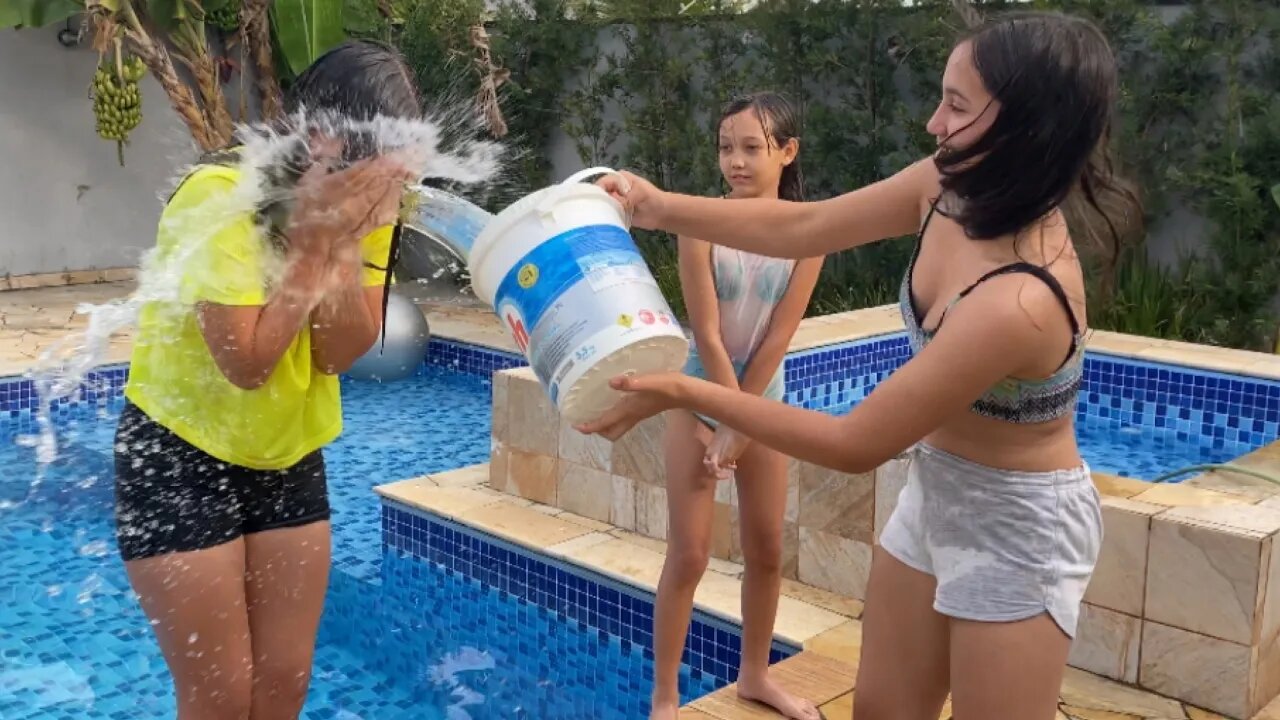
[211,355,272,390]
[834,447,899,476]
[223,368,269,391]
[320,358,354,376]
[795,204,830,258]
[839,456,881,476]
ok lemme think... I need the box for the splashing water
[15,109,502,476]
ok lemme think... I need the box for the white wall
[0,24,204,276]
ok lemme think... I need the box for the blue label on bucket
[493,223,643,332]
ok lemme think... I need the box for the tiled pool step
[378,463,1271,720]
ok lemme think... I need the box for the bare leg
[732,442,820,719]
[852,547,951,720]
[244,521,332,719]
[125,541,254,720]
[949,614,1070,720]
[650,411,718,720]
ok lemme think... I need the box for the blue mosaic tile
[382,502,797,692]
[782,334,912,412]
[0,340,524,433]
[785,332,1280,479]
[424,338,525,380]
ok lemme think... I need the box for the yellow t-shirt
[124,163,394,470]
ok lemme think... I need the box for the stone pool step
[680,651,856,719]
[378,463,1268,720]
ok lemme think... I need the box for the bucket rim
[468,182,628,305]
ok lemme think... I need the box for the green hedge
[392,0,1280,351]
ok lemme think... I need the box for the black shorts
[113,402,331,562]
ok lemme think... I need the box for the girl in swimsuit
[651,92,824,720]
[581,12,1139,720]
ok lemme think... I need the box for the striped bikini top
[897,203,1085,424]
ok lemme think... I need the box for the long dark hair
[284,39,422,166]
[285,40,423,346]
[933,12,1141,260]
[719,92,806,202]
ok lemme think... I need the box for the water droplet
[188,632,199,644]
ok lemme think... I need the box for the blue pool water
[793,334,1278,480]
[825,395,1257,480]
[0,365,718,719]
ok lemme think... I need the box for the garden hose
[1150,463,1280,486]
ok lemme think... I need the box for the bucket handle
[537,166,630,228]
[560,166,619,186]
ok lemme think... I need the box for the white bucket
[468,167,690,425]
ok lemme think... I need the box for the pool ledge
[375,464,857,648]
[375,464,1271,720]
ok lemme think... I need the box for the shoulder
[944,269,1077,354]
[899,156,941,202]
[166,164,242,208]
[161,164,250,234]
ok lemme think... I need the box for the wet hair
[933,12,1140,257]
[283,40,422,347]
[719,92,806,202]
[285,39,422,164]
[286,39,421,120]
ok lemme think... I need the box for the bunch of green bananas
[93,56,145,146]
[207,0,241,33]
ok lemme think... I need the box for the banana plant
[271,0,346,78]
[3,0,347,154]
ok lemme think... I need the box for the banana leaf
[144,0,194,33]
[0,0,84,29]
[343,0,383,37]
[1271,183,1280,211]
[271,0,345,78]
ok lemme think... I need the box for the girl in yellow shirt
[113,40,417,719]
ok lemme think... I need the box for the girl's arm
[736,257,824,396]
[605,158,935,260]
[581,275,1065,473]
[679,236,740,391]
[308,281,386,375]
[198,259,327,391]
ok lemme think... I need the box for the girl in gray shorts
[580,11,1136,720]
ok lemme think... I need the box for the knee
[252,651,315,713]
[741,536,783,577]
[665,545,710,585]
[175,663,253,720]
[851,681,945,720]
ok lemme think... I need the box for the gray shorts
[879,443,1103,638]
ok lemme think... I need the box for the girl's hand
[596,171,667,230]
[286,143,413,261]
[704,426,750,479]
[575,372,688,441]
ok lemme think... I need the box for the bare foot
[649,697,680,720]
[738,674,823,720]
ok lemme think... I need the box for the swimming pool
[784,333,1280,479]
[0,342,744,719]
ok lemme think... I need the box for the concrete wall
[0,24,213,276]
